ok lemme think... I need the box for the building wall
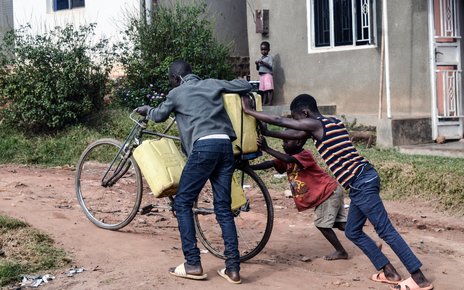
[202,0,248,57]
[11,0,248,63]
[246,0,431,125]
[0,0,14,42]
[11,0,141,43]
[386,0,430,118]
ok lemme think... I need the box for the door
[430,0,463,140]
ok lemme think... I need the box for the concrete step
[399,139,464,158]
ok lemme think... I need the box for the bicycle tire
[193,165,274,262]
[75,138,143,230]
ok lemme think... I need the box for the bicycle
[75,111,274,262]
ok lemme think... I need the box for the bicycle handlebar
[130,110,149,128]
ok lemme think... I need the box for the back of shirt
[150,74,252,156]
[273,150,338,211]
[313,117,369,189]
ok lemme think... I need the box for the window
[308,0,376,51]
[54,0,85,11]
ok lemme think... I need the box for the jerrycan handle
[245,92,257,110]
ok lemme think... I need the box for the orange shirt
[273,150,339,212]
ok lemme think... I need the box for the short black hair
[284,128,308,144]
[169,60,192,77]
[260,41,270,50]
[290,94,319,114]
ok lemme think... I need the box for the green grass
[1,109,463,216]
[252,128,464,216]
[0,215,69,287]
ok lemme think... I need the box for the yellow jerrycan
[222,92,262,159]
[133,138,247,209]
[133,138,185,198]
[231,175,247,210]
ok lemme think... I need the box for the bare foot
[323,251,348,260]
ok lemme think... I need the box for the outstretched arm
[258,136,300,165]
[242,96,320,138]
[250,136,301,170]
[249,160,274,171]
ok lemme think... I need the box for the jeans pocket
[349,174,379,197]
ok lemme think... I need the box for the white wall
[12,0,140,42]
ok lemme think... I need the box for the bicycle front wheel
[194,166,274,262]
[75,138,143,230]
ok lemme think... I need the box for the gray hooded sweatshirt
[148,74,252,156]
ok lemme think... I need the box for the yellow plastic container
[223,92,262,158]
[133,138,247,210]
[231,175,247,210]
[133,138,185,198]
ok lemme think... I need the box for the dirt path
[0,164,463,290]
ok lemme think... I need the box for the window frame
[306,0,377,53]
[53,0,85,12]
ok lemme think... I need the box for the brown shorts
[314,185,347,228]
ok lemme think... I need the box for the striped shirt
[313,117,370,189]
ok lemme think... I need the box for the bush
[115,0,235,109]
[0,24,114,132]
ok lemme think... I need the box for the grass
[250,125,464,216]
[0,107,463,216]
[0,215,70,287]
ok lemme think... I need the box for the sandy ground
[0,164,463,290]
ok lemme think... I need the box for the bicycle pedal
[140,204,154,215]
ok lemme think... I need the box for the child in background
[251,129,348,260]
[255,41,274,105]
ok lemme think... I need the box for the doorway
[429,0,463,140]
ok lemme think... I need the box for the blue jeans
[345,166,422,273]
[174,139,240,272]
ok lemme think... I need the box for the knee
[345,225,362,242]
[375,223,397,241]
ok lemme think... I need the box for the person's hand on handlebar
[134,105,152,117]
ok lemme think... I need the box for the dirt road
[0,164,463,290]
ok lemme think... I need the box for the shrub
[115,0,235,109]
[0,24,114,132]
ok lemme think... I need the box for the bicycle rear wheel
[193,165,273,262]
[75,138,143,230]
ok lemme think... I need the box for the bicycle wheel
[75,138,143,230]
[194,165,274,262]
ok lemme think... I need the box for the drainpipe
[427,0,438,140]
[382,0,392,119]
[145,0,153,23]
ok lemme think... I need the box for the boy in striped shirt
[242,94,433,290]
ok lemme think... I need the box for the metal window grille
[334,0,353,46]
[314,0,331,47]
[438,70,462,117]
[312,0,374,48]
[356,0,371,44]
[437,0,459,38]
[54,0,85,11]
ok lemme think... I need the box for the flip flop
[217,268,242,284]
[168,263,207,280]
[390,277,434,290]
[370,272,401,285]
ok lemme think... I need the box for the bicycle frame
[101,113,180,188]
[101,111,254,218]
